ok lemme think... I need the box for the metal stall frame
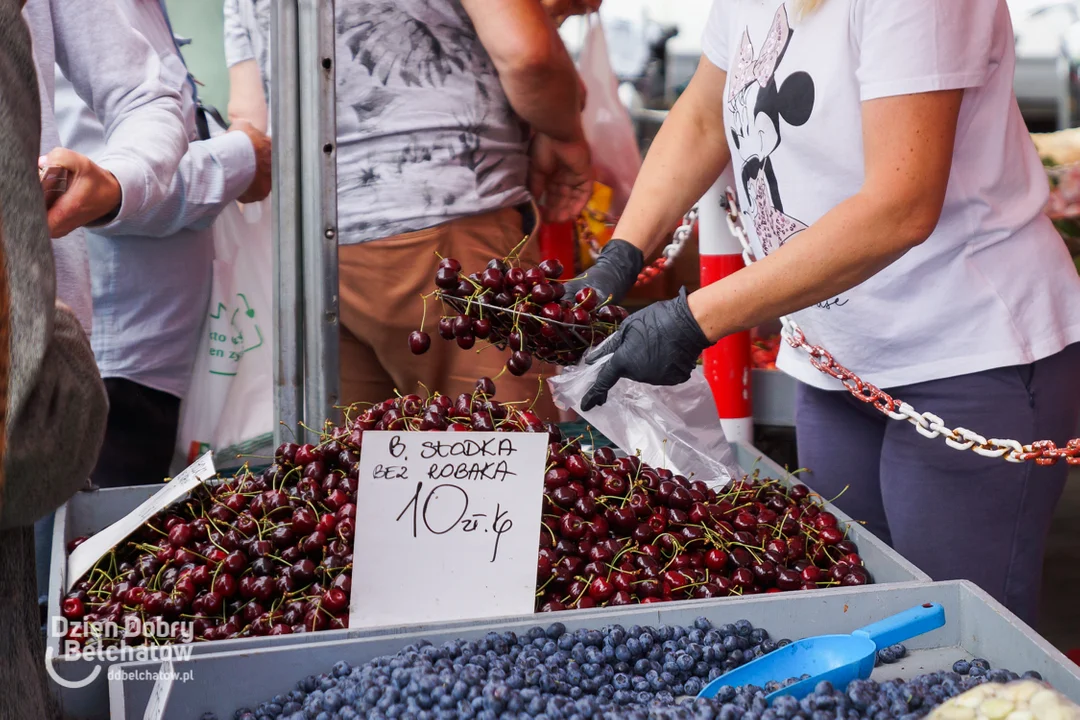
[273,0,340,440]
[297,0,341,432]
[271,0,304,444]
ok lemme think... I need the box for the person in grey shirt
[54,0,273,489]
[0,1,109,716]
[331,0,594,415]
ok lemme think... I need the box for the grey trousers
[795,343,1080,626]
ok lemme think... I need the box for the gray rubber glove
[564,238,644,305]
[581,287,712,411]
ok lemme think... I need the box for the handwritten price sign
[349,431,547,629]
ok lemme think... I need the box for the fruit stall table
[47,442,926,720]
[107,580,1080,720]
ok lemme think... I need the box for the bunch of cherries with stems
[408,247,629,375]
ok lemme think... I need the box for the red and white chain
[581,207,698,287]
[719,189,1080,466]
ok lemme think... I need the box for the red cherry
[588,577,615,602]
[472,319,492,339]
[61,597,85,620]
[559,514,587,541]
[291,507,318,535]
[731,568,754,588]
[776,568,802,591]
[611,572,634,593]
[408,331,431,354]
[575,287,598,310]
[325,489,349,511]
[841,568,870,586]
[437,317,456,340]
[294,443,318,466]
[322,589,348,613]
[815,511,838,529]
[544,468,569,489]
[820,526,844,545]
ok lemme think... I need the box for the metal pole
[271,0,304,445]
[698,169,753,446]
[298,0,341,432]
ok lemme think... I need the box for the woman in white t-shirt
[569,0,1080,624]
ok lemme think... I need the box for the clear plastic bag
[548,355,739,487]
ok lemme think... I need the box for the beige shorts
[337,205,558,419]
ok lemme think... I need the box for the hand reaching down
[231,120,272,204]
[528,133,593,224]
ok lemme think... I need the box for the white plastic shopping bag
[175,199,274,469]
[548,356,739,487]
[579,14,642,216]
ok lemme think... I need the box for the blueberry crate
[107,580,1080,719]
[47,443,926,719]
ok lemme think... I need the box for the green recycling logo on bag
[177,200,275,469]
[205,291,266,377]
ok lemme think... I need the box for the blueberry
[971,658,991,672]
[1022,670,1043,681]
[952,660,971,675]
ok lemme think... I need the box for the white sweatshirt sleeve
[50,0,188,227]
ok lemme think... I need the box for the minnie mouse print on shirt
[726,5,814,256]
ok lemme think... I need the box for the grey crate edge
[108,580,1080,720]
[48,443,924,719]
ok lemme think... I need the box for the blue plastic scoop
[698,602,946,702]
